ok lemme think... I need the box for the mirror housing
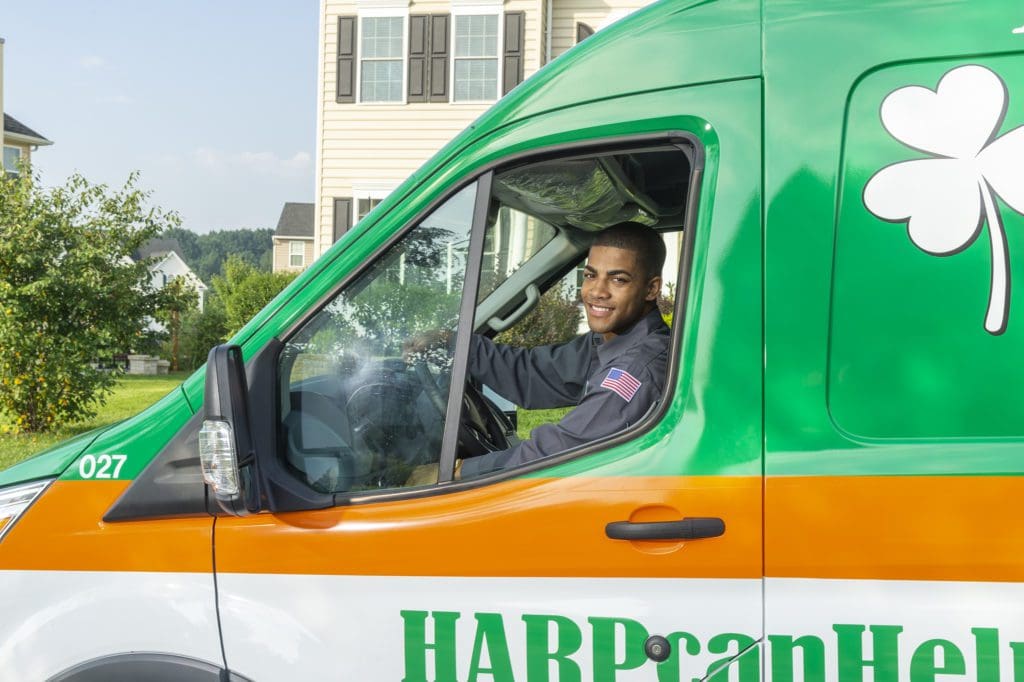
[199,344,260,515]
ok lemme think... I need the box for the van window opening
[276,141,695,498]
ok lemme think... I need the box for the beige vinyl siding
[316,0,543,256]
[273,238,315,273]
[550,0,654,59]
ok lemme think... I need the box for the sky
[1,1,318,233]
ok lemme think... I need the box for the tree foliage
[153,277,200,371]
[0,171,176,432]
[178,297,230,370]
[212,255,297,337]
[161,226,273,282]
[495,287,581,348]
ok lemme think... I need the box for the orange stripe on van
[215,476,763,578]
[766,476,1024,582]
[0,481,213,572]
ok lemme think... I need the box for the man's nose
[588,277,610,298]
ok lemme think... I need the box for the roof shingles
[3,114,51,144]
[275,202,315,238]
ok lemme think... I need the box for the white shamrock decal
[863,64,1024,335]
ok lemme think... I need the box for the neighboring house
[271,202,315,273]
[137,238,208,313]
[1,38,53,176]
[312,0,658,261]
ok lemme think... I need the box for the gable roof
[275,202,315,238]
[136,238,185,262]
[4,114,52,146]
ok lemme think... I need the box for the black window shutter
[428,14,450,102]
[336,16,357,103]
[333,198,353,241]
[576,22,595,43]
[502,12,525,95]
[408,15,429,102]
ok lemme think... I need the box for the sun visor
[492,157,660,231]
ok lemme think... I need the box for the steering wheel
[412,358,512,457]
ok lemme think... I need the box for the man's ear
[645,275,663,302]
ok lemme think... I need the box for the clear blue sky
[1,1,318,233]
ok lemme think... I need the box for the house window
[453,14,499,101]
[3,146,22,175]
[353,182,397,225]
[357,197,382,222]
[289,241,305,268]
[360,16,404,102]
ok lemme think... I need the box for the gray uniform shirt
[460,308,669,477]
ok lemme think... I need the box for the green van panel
[830,57,1024,439]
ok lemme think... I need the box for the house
[1,38,53,175]
[271,202,315,273]
[137,238,208,311]
[312,0,658,262]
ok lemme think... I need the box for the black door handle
[605,517,725,541]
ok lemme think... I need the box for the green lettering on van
[655,631,701,682]
[972,628,1001,682]
[706,633,759,682]
[522,613,583,682]
[834,624,903,682]
[1008,641,1024,682]
[910,639,966,682]
[400,610,459,682]
[467,613,514,682]
[768,634,826,682]
[588,616,650,682]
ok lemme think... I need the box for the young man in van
[409,221,669,483]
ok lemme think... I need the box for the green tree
[178,296,229,370]
[212,255,297,336]
[0,170,176,432]
[153,277,200,371]
[162,226,274,282]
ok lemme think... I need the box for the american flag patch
[600,368,642,402]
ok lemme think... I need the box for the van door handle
[605,517,725,541]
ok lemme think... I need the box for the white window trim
[3,145,23,175]
[352,181,399,225]
[289,241,306,268]
[355,9,409,105]
[449,5,504,105]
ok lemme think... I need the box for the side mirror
[199,344,260,515]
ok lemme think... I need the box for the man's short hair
[591,222,666,281]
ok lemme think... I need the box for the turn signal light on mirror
[199,419,240,497]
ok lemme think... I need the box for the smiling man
[456,221,670,479]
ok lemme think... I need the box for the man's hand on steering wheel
[402,329,453,363]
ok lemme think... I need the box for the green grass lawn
[515,406,571,440]
[0,373,190,472]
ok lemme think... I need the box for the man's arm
[460,365,661,478]
[468,334,593,409]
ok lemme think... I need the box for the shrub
[495,287,581,348]
[0,170,175,432]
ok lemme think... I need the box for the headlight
[0,479,52,542]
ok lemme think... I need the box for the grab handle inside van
[487,283,540,332]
